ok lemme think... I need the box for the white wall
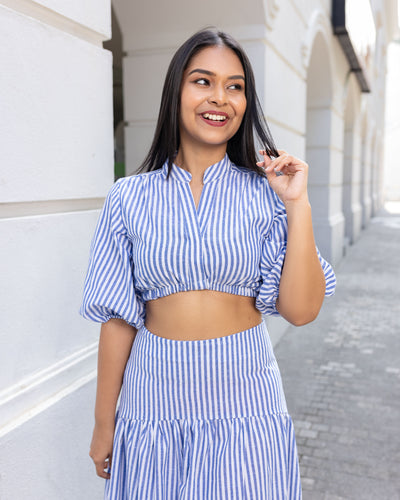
[0,381,103,500]
[384,41,400,201]
[0,1,113,498]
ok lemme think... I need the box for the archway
[305,31,336,261]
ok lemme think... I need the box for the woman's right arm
[89,318,137,479]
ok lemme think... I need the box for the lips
[200,111,229,127]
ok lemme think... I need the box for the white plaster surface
[112,0,264,51]
[330,147,345,185]
[263,45,306,135]
[307,148,332,185]
[34,0,111,38]
[0,210,101,391]
[330,111,345,154]
[265,2,307,74]
[0,6,114,203]
[125,123,156,175]
[0,379,103,500]
[268,123,305,159]
[384,42,400,200]
[307,108,332,148]
[123,51,173,122]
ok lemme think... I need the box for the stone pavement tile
[301,490,348,500]
[274,209,400,500]
[313,470,400,500]
[302,490,326,500]
[298,428,319,439]
[301,477,316,490]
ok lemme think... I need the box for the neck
[174,144,227,183]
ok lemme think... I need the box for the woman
[80,28,335,499]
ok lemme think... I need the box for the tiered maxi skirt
[105,321,302,499]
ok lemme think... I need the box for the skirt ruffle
[106,412,300,499]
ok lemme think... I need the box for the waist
[145,290,262,341]
[118,320,288,420]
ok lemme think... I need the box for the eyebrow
[188,68,245,81]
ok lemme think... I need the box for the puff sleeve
[255,191,336,316]
[79,178,145,329]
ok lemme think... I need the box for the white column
[0,1,112,497]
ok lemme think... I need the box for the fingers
[96,457,111,479]
[256,149,273,168]
[256,149,288,175]
[257,149,308,175]
[268,153,293,174]
[89,451,112,479]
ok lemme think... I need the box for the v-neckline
[189,182,204,212]
[177,180,214,236]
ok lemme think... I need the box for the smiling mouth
[201,113,228,122]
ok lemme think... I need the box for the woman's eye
[195,78,209,86]
[228,83,243,90]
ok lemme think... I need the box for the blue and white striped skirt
[105,320,302,499]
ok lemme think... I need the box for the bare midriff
[145,290,262,341]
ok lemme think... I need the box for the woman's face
[178,45,247,151]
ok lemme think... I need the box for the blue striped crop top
[80,154,336,329]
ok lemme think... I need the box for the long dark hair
[138,28,278,177]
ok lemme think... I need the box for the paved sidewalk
[274,205,400,500]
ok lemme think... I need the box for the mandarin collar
[161,154,231,184]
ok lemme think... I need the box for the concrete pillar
[342,76,362,247]
[0,1,112,497]
[359,109,373,228]
[305,30,343,264]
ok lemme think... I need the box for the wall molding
[0,342,98,437]
[263,0,280,30]
[264,36,306,81]
[287,0,307,28]
[0,198,104,219]
[312,211,346,227]
[0,0,107,46]
[266,115,304,137]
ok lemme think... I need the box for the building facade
[0,0,397,498]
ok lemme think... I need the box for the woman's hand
[256,149,309,205]
[256,150,326,325]
[89,422,115,479]
[89,319,137,479]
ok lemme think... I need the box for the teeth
[203,113,227,121]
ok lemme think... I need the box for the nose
[208,84,227,106]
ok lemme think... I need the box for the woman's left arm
[257,150,326,326]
